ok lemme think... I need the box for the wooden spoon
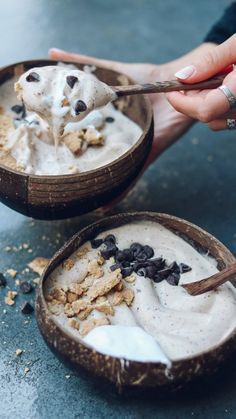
[182,263,236,296]
[113,75,224,97]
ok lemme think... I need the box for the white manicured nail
[175,65,196,79]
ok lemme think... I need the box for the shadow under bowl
[36,212,236,390]
[0,60,153,219]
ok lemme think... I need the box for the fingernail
[174,65,196,79]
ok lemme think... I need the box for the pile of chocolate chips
[91,235,192,286]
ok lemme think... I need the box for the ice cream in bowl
[36,212,236,389]
[0,60,153,219]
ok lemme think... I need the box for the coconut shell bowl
[36,212,236,390]
[0,60,153,220]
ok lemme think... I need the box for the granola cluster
[46,248,135,336]
[62,126,104,157]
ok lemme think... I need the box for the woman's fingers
[174,34,236,83]
[208,117,236,131]
[167,70,236,122]
[48,48,129,74]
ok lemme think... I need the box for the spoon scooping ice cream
[15,66,117,145]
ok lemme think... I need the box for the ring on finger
[218,85,236,109]
[226,118,236,130]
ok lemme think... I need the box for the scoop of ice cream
[15,66,117,144]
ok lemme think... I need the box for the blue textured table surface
[0,1,236,418]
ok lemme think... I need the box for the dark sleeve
[204,2,236,44]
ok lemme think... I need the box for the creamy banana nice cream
[0,65,142,175]
[45,221,236,364]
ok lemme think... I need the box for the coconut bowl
[0,60,153,220]
[36,212,236,390]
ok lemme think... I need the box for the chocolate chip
[75,100,87,114]
[168,261,180,274]
[136,251,148,263]
[0,273,7,287]
[105,116,115,123]
[121,266,133,278]
[21,301,34,314]
[179,263,192,273]
[153,274,163,283]
[104,234,116,244]
[20,281,33,294]
[157,268,172,280]
[101,243,117,259]
[91,238,103,249]
[137,267,147,277]
[121,260,131,268]
[143,245,154,259]
[133,261,148,272]
[145,265,157,279]
[116,248,133,262]
[151,258,166,270]
[26,72,40,82]
[166,272,180,286]
[123,249,134,262]
[11,104,24,114]
[116,250,126,262]
[21,103,26,118]
[130,243,143,257]
[66,75,78,88]
[110,263,121,271]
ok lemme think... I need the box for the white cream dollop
[84,325,171,365]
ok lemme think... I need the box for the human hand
[48,47,199,165]
[167,34,236,131]
[48,44,215,210]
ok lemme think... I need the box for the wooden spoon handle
[113,75,224,97]
[182,262,236,296]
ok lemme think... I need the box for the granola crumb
[62,258,75,271]
[6,268,17,278]
[66,291,78,303]
[97,254,105,266]
[95,300,114,315]
[114,280,123,291]
[87,269,121,302]
[77,306,93,320]
[28,257,49,275]
[5,291,17,306]
[64,303,75,317]
[124,274,136,283]
[111,291,124,306]
[122,288,134,306]
[68,283,83,296]
[71,299,89,314]
[67,318,80,330]
[50,288,67,304]
[33,277,40,285]
[24,367,30,374]
[16,348,23,356]
[87,260,103,278]
[77,247,89,258]
[80,317,110,336]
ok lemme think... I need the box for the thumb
[174,34,236,83]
